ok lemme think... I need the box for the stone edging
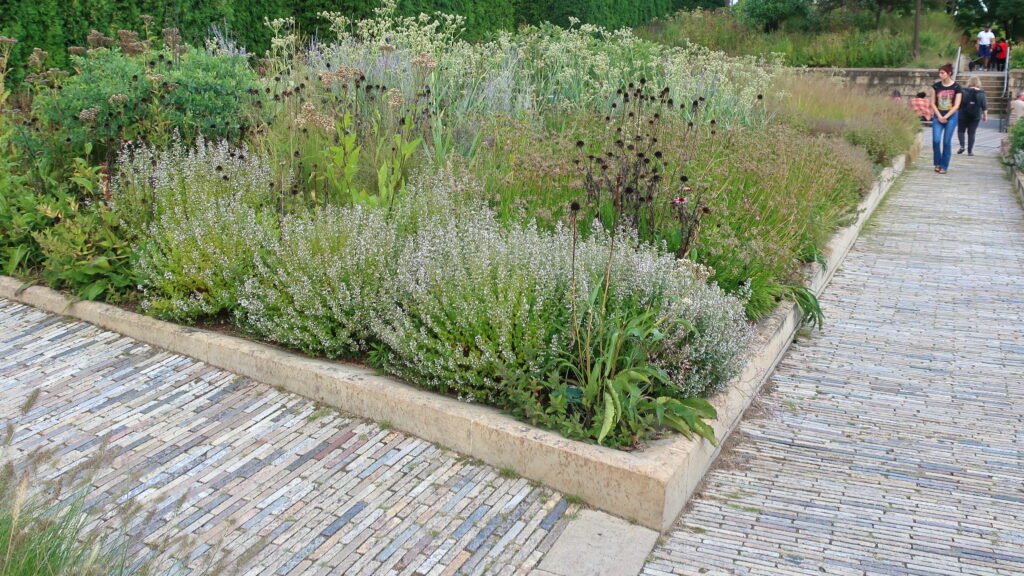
[0,138,916,533]
[1013,167,1024,206]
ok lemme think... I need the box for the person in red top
[909,91,933,121]
[992,39,1009,71]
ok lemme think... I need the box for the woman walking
[932,64,962,174]
[957,76,987,156]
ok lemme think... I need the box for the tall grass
[640,9,961,69]
[768,72,921,164]
[0,393,146,576]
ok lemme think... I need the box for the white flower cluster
[119,147,750,401]
[298,6,778,133]
[234,168,750,402]
[116,139,279,322]
[236,205,396,358]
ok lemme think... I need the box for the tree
[953,0,1024,40]
[736,0,812,32]
[913,0,921,58]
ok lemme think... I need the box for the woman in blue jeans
[931,63,962,174]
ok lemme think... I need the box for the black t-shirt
[932,81,962,113]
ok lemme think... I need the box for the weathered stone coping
[0,137,917,532]
[1014,167,1024,206]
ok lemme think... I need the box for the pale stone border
[1013,167,1024,206]
[0,137,916,533]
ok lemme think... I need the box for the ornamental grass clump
[768,73,919,164]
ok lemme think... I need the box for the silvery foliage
[305,2,776,128]
[371,171,752,402]
[116,139,278,322]
[236,204,396,358]
[570,227,752,398]
[371,180,573,404]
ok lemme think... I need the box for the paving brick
[0,299,578,574]
[643,128,1024,575]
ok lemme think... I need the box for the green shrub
[0,124,47,275]
[737,0,811,33]
[1010,117,1024,162]
[28,46,259,166]
[33,205,137,302]
[368,180,750,446]
[229,170,750,447]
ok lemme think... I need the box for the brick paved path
[644,129,1024,575]
[0,301,576,575]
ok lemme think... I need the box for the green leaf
[79,279,109,301]
[679,398,718,419]
[597,391,616,445]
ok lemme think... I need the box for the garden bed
[0,5,924,532]
[0,138,914,531]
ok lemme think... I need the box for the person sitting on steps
[910,91,933,122]
[1010,90,1024,129]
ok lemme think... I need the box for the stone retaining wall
[805,68,1024,101]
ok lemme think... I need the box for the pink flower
[672,196,689,206]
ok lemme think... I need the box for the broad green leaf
[597,392,616,445]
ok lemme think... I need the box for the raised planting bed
[0,136,918,532]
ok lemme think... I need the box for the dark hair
[916,92,927,99]
[939,63,953,76]
[891,89,902,98]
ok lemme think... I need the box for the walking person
[932,64,962,174]
[977,25,995,70]
[957,76,987,156]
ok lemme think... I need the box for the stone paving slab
[0,300,578,575]
[643,127,1024,575]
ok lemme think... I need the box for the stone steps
[958,73,1009,116]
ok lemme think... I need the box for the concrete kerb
[1013,167,1024,206]
[0,139,915,537]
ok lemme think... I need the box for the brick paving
[643,128,1024,575]
[0,301,577,575]
[4,128,1023,576]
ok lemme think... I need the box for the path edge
[1013,166,1024,206]
[0,138,916,535]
